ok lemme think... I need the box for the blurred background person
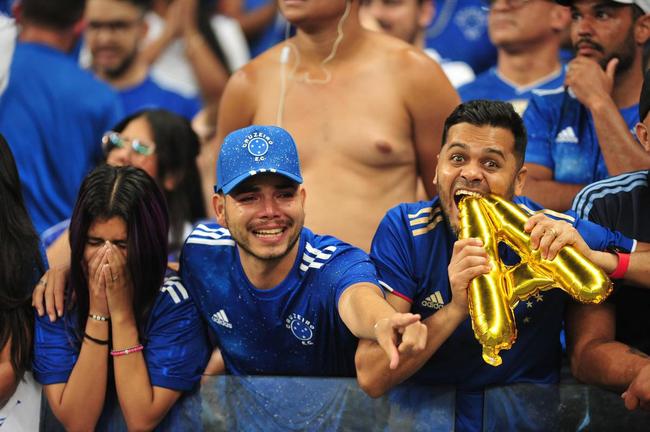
[523,0,650,211]
[360,0,475,88]
[143,0,248,108]
[0,0,123,235]
[458,0,570,114]
[425,0,497,75]
[82,0,201,119]
[44,109,205,267]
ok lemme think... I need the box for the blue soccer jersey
[524,87,639,185]
[33,274,210,431]
[119,75,201,120]
[180,223,379,377]
[458,67,566,114]
[370,195,633,431]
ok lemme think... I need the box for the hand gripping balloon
[458,194,612,367]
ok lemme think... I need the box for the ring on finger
[38,278,47,286]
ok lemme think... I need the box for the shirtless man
[215,0,459,251]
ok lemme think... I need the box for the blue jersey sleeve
[145,276,210,391]
[523,93,555,169]
[517,196,634,253]
[370,208,418,303]
[324,246,379,306]
[33,313,79,385]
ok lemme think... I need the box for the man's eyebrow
[484,147,506,160]
[446,142,469,151]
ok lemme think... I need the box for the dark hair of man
[640,67,650,121]
[119,0,153,13]
[0,134,44,381]
[68,165,169,339]
[111,109,206,251]
[441,100,528,168]
[21,0,86,30]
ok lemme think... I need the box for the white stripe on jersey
[572,171,648,218]
[186,238,236,246]
[160,277,189,304]
[378,280,395,293]
[300,243,337,272]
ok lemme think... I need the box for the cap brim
[219,170,303,195]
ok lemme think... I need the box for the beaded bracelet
[88,313,110,322]
[84,333,109,345]
[110,344,144,357]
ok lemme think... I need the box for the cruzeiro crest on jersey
[244,131,273,161]
[285,312,315,345]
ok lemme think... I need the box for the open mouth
[453,189,484,206]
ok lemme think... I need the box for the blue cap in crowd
[216,125,303,194]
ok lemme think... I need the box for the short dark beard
[599,27,636,74]
[101,48,138,80]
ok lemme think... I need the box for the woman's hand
[88,243,109,318]
[103,243,134,323]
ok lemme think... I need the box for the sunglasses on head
[102,131,156,156]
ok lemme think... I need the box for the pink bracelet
[110,344,144,357]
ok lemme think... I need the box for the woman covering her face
[33,165,209,431]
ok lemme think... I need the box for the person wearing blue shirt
[84,0,201,120]
[522,0,650,212]
[181,125,427,377]
[425,0,497,75]
[33,166,210,431]
[0,0,123,235]
[458,0,569,114]
[355,100,634,432]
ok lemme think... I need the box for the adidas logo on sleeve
[555,127,578,143]
[421,291,445,309]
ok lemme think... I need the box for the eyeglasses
[86,19,141,34]
[102,131,156,156]
[481,0,534,11]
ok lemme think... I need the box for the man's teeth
[255,228,283,236]
[455,190,483,198]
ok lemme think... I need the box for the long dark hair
[68,165,169,337]
[0,134,44,379]
[111,109,205,251]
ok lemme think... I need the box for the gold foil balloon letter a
[458,194,612,367]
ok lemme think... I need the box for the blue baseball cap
[216,125,303,195]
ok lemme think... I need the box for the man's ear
[213,194,227,226]
[636,121,650,152]
[432,154,440,186]
[418,0,435,30]
[549,4,571,33]
[635,14,650,45]
[514,165,528,196]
